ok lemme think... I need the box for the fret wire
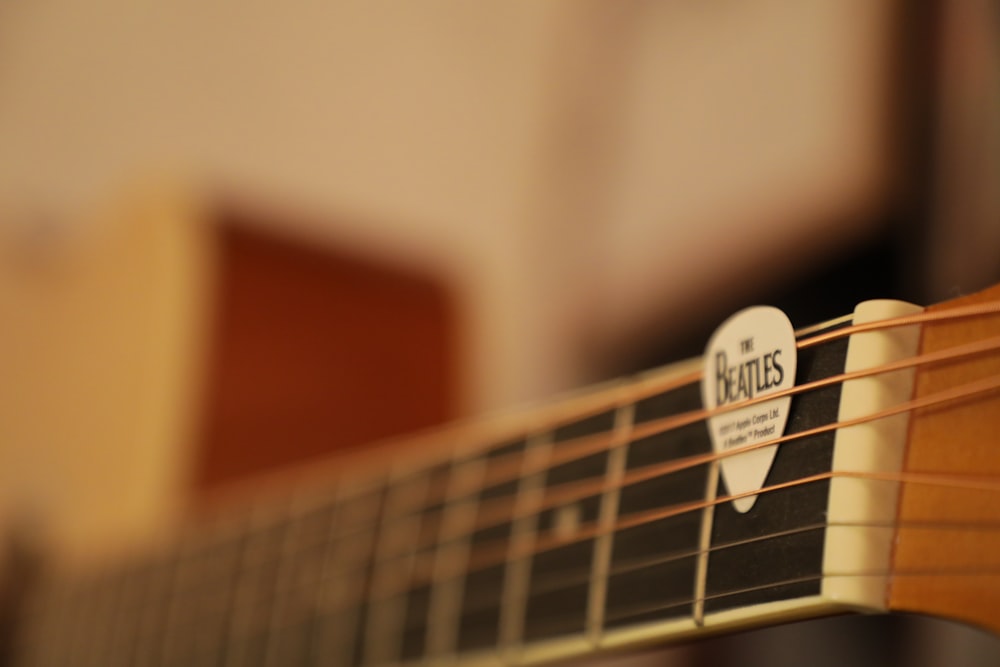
[216,496,294,666]
[272,501,340,662]
[125,550,178,665]
[53,576,93,666]
[114,561,164,666]
[27,408,992,664]
[586,402,634,643]
[14,581,50,666]
[461,370,1000,575]
[522,334,995,528]
[610,566,1000,629]
[398,448,1000,620]
[692,459,719,626]
[295,480,352,664]
[498,431,553,658]
[363,462,432,665]
[19,306,996,664]
[508,562,1000,642]
[258,491,327,667]
[317,477,387,666]
[142,508,251,664]
[456,376,1000,588]
[398,511,1000,637]
[70,577,98,666]
[311,333,1000,578]
[55,582,83,667]
[92,572,125,665]
[425,452,488,658]
[155,540,200,664]
[201,329,991,616]
[324,370,1000,615]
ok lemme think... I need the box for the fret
[426,454,488,658]
[24,577,79,667]
[397,467,452,664]
[152,519,245,665]
[78,572,120,666]
[258,482,349,665]
[51,576,93,667]
[103,562,152,665]
[64,577,103,667]
[17,293,980,667]
[498,431,553,656]
[256,509,304,666]
[703,334,848,614]
[309,479,386,666]
[383,464,453,664]
[692,459,719,626]
[454,439,525,655]
[219,503,294,666]
[259,492,340,666]
[128,551,179,665]
[587,402,634,641]
[604,379,707,630]
[15,581,58,667]
[262,498,338,665]
[363,463,437,665]
[521,410,617,645]
[24,551,178,667]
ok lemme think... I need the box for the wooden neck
[13,286,1000,665]
[890,282,1000,633]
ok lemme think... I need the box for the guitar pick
[702,306,797,513]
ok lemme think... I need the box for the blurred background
[1,1,1000,665]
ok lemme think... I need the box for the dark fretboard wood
[455,439,524,655]
[605,381,707,631]
[522,409,616,644]
[704,332,847,615]
[28,297,994,666]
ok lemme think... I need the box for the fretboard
[13,300,942,666]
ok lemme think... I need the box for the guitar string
[32,308,1000,609]
[412,562,1000,649]
[125,364,999,619]
[45,474,1000,651]
[319,299,999,518]
[346,356,1000,583]
[798,299,1000,349]
[380,464,1000,637]
[599,566,1000,631]
[147,299,1000,576]
[91,361,998,630]
[45,468,1000,649]
[326,330,1000,551]
[433,518,1000,620]
[368,312,1000,527]
[587,297,1000,413]
[441,335,1000,541]
[373,457,1000,609]
[32,305,1000,656]
[463,332,999,512]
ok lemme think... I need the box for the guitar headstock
[889,283,1000,633]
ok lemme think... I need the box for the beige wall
[0,1,895,410]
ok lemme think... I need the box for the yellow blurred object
[0,184,211,569]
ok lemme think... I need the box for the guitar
[4,264,1000,665]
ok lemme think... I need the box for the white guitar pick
[702,306,797,513]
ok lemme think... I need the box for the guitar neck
[13,288,1000,666]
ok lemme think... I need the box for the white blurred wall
[0,0,895,411]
